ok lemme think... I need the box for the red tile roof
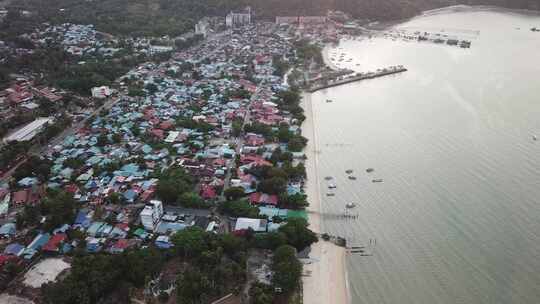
[42,233,67,252]
[249,192,278,206]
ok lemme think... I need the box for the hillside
[6,0,540,37]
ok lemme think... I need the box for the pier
[308,66,407,92]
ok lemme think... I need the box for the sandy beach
[301,92,349,304]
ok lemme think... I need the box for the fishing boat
[345,169,353,174]
[324,176,333,180]
[348,176,357,180]
[372,179,383,183]
[366,168,374,173]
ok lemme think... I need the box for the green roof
[287,210,308,220]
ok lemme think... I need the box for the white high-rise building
[226,7,251,28]
[140,200,164,231]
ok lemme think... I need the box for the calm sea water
[312,7,540,304]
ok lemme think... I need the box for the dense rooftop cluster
[0,22,318,303]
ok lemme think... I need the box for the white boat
[346,202,356,209]
[328,183,337,189]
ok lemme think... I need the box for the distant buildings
[3,117,53,143]
[226,7,251,28]
[275,16,327,25]
[91,86,112,99]
[140,200,164,231]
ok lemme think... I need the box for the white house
[140,200,164,231]
[91,86,112,99]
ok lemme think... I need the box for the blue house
[0,223,16,237]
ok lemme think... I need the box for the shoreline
[322,45,340,71]
[301,92,350,304]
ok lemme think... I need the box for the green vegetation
[11,0,245,37]
[276,88,305,122]
[171,227,247,303]
[224,186,245,201]
[272,55,290,77]
[294,39,323,66]
[219,199,260,218]
[12,155,52,182]
[278,217,318,251]
[179,191,211,209]
[42,248,164,304]
[244,121,273,139]
[41,190,78,231]
[0,141,30,171]
[156,167,195,204]
[279,192,308,210]
[176,117,215,133]
[271,245,302,294]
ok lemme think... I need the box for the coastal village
[0,6,363,304]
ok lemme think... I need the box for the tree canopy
[271,245,302,294]
[278,217,318,251]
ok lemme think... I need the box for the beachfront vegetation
[271,245,303,294]
[277,88,306,122]
[278,217,318,251]
[42,248,165,304]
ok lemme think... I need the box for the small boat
[372,179,383,183]
[328,183,337,189]
[345,169,353,174]
[324,176,333,180]
[366,168,374,173]
[348,176,357,180]
[326,192,335,197]
[533,135,537,141]
[326,99,333,103]
[346,202,356,209]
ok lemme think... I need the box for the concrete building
[195,18,210,38]
[140,200,164,231]
[3,117,53,143]
[226,7,251,28]
[91,86,112,99]
[234,217,267,233]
